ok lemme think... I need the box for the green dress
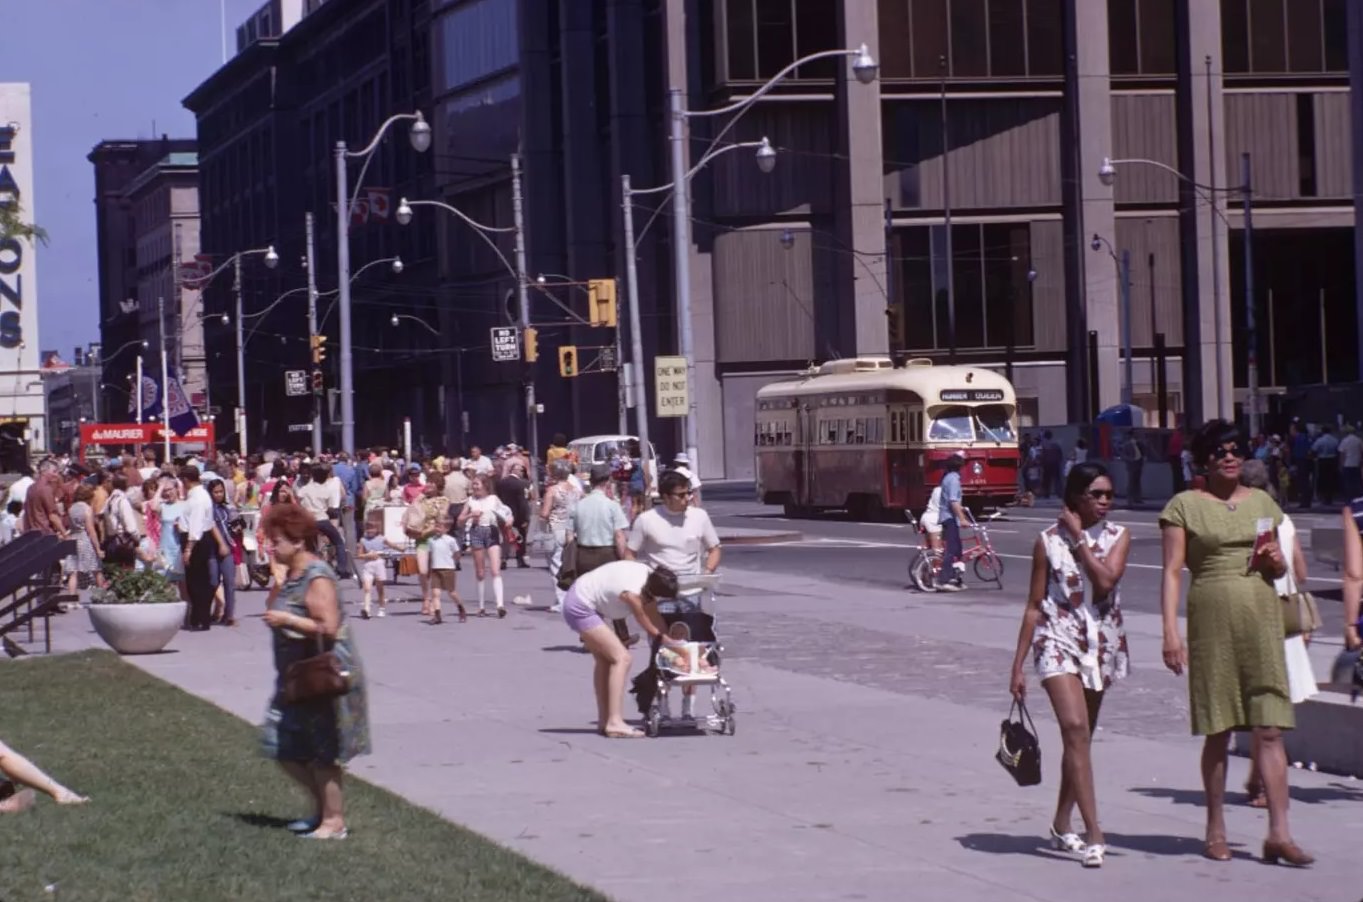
[1159,489,1292,736]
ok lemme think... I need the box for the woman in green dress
[260,502,370,841]
[1159,420,1311,867]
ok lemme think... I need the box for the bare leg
[592,655,610,729]
[0,740,87,804]
[278,760,319,815]
[1043,676,1103,844]
[580,624,638,735]
[1201,731,1230,845]
[1255,726,1295,845]
[313,765,346,835]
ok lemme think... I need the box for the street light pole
[667,87,700,473]
[1120,249,1134,408]
[1243,151,1259,437]
[621,175,653,494]
[510,153,539,485]
[305,211,322,456]
[158,295,171,462]
[334,140,355,456]
[233,253,246,456]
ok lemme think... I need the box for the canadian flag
[349,199,370,227]
[367,188,391,221]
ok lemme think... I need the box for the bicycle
[908,509,1005,592]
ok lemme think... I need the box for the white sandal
[1049,826,1085,853]
[1082,844,1105,868]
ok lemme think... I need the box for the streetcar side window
[854,418,866,444]
[907,408,922,443]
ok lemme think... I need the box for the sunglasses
[668,490,694,499]
[1086,489,1114,501]
[1213,444,1243,460]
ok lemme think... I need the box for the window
[908,409,923,443]
[724,0,838,81]
[879,0,1064,79]
[1297,93,1317,197]
[1223,0,1348,74]
[894,223,1036,352]
[928,407,975,441]
[973,405,1017,442]
[1108,0,1177,76]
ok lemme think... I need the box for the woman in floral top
[1009,462,1130,869]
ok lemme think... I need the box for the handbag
[996,700,1042,787]
[282,633,351,705]
[556,537,580,590]
[1281,591,1323,637]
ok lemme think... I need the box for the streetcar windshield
[972,405,1016,442]
[927,407,974,441]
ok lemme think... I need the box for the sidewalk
[42,565,1360,901]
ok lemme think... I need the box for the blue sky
[0,0,262,359]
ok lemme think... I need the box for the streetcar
[754,357,1019,519]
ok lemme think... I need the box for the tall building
[0,83,48,463]
[88,137,199,424]
[182,0,1361,473]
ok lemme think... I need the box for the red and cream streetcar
[754,357,1019,518]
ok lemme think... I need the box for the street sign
[490,326,521,362]
[655,356,689,418]
[285,370,308,397]
[288,423,314,433]
[599,346,618,371]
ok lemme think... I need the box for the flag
[177,255,214,289]
[136,368,199,434]
[129,375,160,421]
[349,198,369,227]
[367,188,391,221]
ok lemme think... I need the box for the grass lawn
[0,651,607,902]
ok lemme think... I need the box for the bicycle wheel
[911,550,941,591]
[973,552,1005,587]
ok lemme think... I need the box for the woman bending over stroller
[563,561,681,738]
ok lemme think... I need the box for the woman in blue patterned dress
[260,502,370,841]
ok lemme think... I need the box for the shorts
[431,569,457,592]
[561,585,605,634]
[359,559,387,585]
[466,524,498,550]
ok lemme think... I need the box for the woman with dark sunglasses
[1159,419,1310,867]
[1009,461,1130,868]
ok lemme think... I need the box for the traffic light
[310,333,327,365]
[558,345,578,377]
[311,369,324,394]
[524,326,539,362]
[587,278,618,328]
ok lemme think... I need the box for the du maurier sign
[0,84,44,448]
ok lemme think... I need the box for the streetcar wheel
[974,552,1005,586]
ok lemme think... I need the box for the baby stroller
[633,574,736,737]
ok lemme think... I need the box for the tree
[0,200,45,245]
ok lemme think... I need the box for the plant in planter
[88,567,187,654]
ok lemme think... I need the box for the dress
[1031,521,1129,691]
[1159,489,1293,735]
[68,501,101,587]
[159,501,185,579]
[263,560,371,765]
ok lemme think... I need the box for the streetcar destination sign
[939,389,1006,402]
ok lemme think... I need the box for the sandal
[1049,826,1085,854]
[603,727,645,739]
[1082,844,1105,868]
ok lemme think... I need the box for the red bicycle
[908,510,1005,591]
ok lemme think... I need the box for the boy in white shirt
[357,518,400,620]
[428,520,466,625]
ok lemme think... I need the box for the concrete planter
[87,601,186,655]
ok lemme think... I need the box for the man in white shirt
[180,466,218,631]
[5,466,33,509]
[137,449,159,483]
[297,464,352,578]
[467,446,495,477]
[1339,425,1363,501]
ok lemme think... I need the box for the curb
[717,531,802,546]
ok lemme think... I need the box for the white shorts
[360,559,387,585]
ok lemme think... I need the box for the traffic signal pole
[305,212,322,455]
[511,154,539,488]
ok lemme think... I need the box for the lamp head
[140,340,148,348]
[395,198,413,226]
[1027,269,1038,283]
[390,314,400,327]
[409,112,432,154]
[1098,157,1117,187]
[851,43,879,85]
[220,313,230,325]
[535,274,547,285]
[1090,234,1103,253]
[263,245,279,269]
[779,229,796,251]
[755,137,777,174]
[391,257,404,275]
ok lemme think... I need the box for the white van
[566,434,659,486]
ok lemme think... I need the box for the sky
[0,0,264,359]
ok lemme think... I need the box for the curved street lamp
[335,111,431,455]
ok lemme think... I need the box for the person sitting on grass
[0,738,89,812]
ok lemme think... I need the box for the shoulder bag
[1278,548,1323,637]
[996,700,1042,787]
[282,632,351,704]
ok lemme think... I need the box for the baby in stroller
[632,577,736,736]
[656,622,717,675]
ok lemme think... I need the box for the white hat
[673,452,691,465]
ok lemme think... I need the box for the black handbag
[556,538,580,590]
[282,633,351,705]
[997,700,1042,786]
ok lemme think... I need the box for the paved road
[37,521,1363,901]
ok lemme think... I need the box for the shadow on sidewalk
[953,832,1060,859]
[957,830,1243,860]
[540,645,588,654]
[1130,782,1363,807]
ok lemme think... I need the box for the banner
[335,188,391,227]
[176,254,214,288]
[128,374,160,421]
[129,367,199,435]
[80,422,214,448]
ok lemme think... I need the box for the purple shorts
[562,586,605,633]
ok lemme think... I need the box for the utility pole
[305,212,322,456]
[1243,152,1259,436]
[158,295,171,463]
[335,141,356,455]
[621,175,654,494]
[1120,249,1133,408]
[510,154,539,488]
[234,254,247,456]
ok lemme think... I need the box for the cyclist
[936,451,968,592]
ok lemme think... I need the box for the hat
[407,463,421,473]
[950,450,967,460]
[673,453,691,465]
[589,464,612,484]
